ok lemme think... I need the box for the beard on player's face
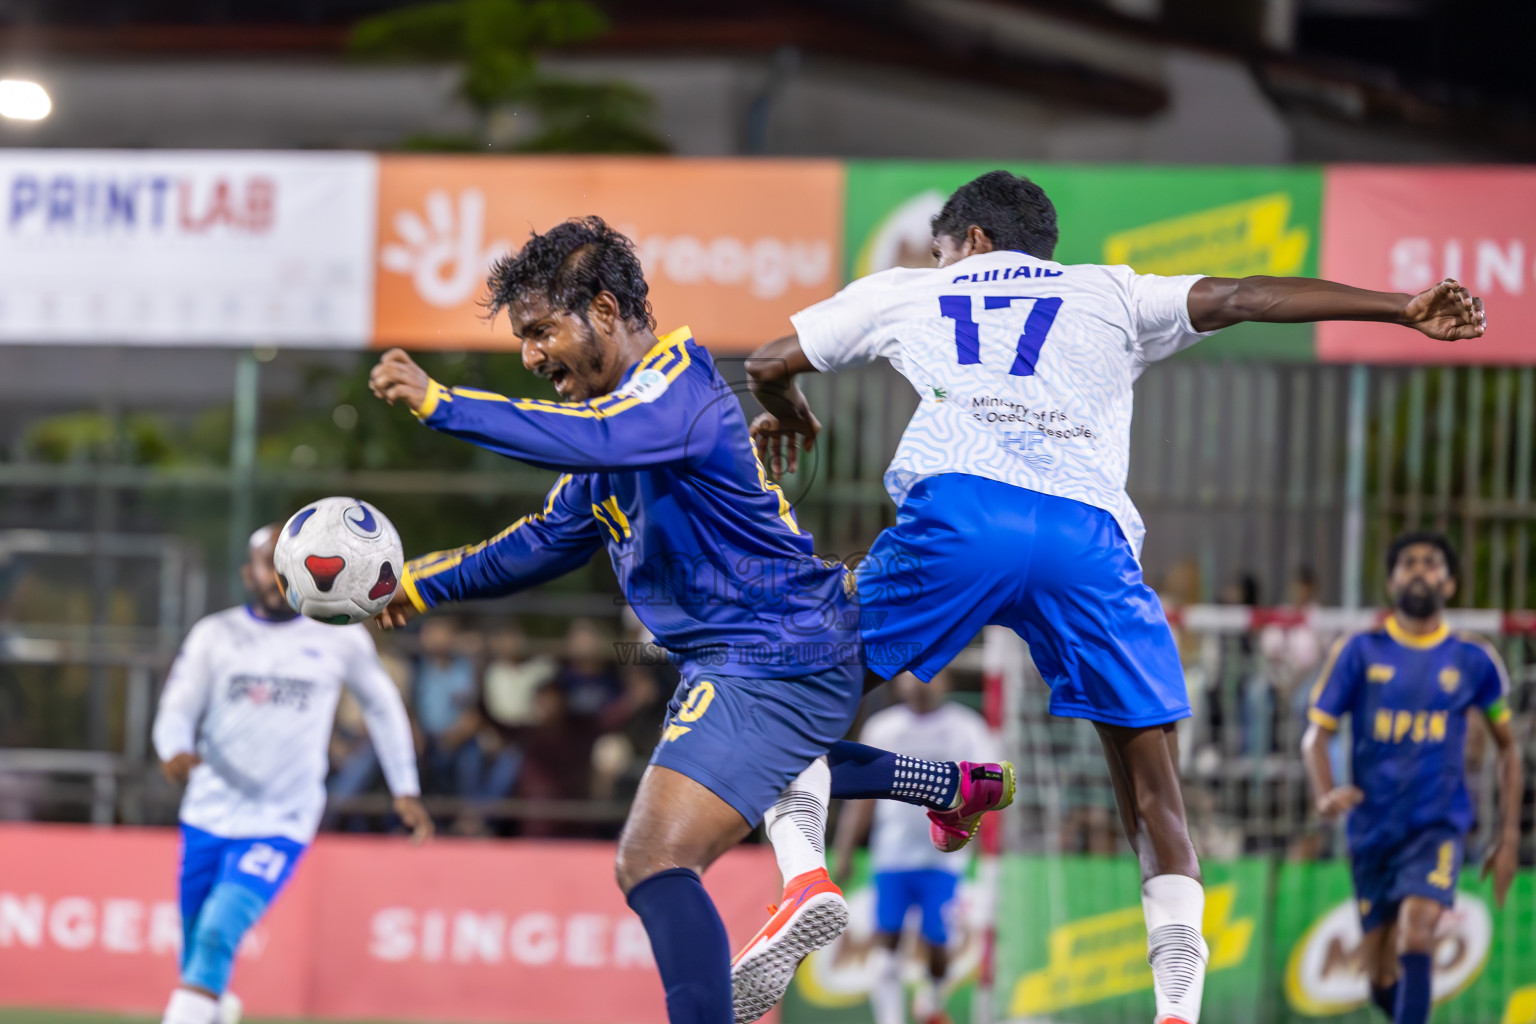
[244,548,296,619]
[1391,577,1445,620]
[516,304,614,402]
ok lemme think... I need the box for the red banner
[0,824,781,1023]
[1318,167,1536,364]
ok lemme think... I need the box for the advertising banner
[373,157,844,352]
[1274,860,1536,1024]
[845,163,1325,360]
[0,151,377,347]
[1318,167,1536,364]
[991,855,1269,1023]
[0,824,783,1023]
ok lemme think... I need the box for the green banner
[993,855,1270,1023]
[1274,861,1536,1024]
[844,162,1325,360]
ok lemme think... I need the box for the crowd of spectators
[325,610,674,838]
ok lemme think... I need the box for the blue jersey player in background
[1303,532,1523,1024]
[366,217,1010,1024]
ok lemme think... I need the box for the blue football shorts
[873,868,961,946]
[1351,827,1463,932]
[856,473,1190,728]
[648,662,863,825]
[177,823,306,967]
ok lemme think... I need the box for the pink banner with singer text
[0,824,781,1023]
[1318,166,1536,364]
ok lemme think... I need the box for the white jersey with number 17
[791,251,1214,557]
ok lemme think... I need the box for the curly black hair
[485,216,656,332]
[931,170,1059,260]
[1386,530,1460,581]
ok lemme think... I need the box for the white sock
[1142,874,1208,1024]
[162,989,219,1024]
[764,756,829,884]
[924,976,944,1017]
[219,992,243,1024]
[868,946,905,1024]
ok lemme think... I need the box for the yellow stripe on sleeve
[1308,707,1340,730]
[400,566,429,613]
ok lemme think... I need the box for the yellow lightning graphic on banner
[1009,883,1253,1016]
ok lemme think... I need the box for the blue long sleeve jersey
[400,327,859,679]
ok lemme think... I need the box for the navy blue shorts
[177,824,305,969]
[648,663,863,825]
[856,473,1190,727]
[1351,827,1463,932]
[873,869,960,946]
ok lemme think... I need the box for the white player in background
[152,525,432,1024]
[831,670,1001,1024]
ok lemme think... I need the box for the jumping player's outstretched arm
[748,276,1487,474]
[1186,276,1486,336]
[370,343,718,473]
[378,473,602,628]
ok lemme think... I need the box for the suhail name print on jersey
[791,251,1215,557]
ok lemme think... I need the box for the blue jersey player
[367,218,1010,1024]
[1303,532,1522,1024]
[745,170,1490,1024]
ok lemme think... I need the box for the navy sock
[626,868,732,1024]
[1394,953,1431,1024]
[827,740,960,810]
[1371,983,1399,1019]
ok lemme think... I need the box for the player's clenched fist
[373,586,420,631]
[159,751,201,785]
[369,348,431,412]
[1316,784,1364,819]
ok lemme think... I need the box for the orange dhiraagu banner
[372,157,844,352]
[0,824,782,1023]
[1318,166,1536,364]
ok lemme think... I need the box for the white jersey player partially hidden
[793,252,1208,557]
[152,525,429,1024]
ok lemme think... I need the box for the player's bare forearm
[1188,276,1486,341]
[1302,722,1361,818]
[1491,719,1524,844]
[746,334,822,474]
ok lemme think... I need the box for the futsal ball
[274,497,404,625]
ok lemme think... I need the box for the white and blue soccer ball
[274,496,404,625]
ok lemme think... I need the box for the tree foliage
[350,0,667,153]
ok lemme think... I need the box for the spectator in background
[591,608,675,811]
[554,618,623,721]
[515,682,600,837]
[450,622,557,835]
[482,623,556,729]
[1262,566,1329,751]
[412,616,480,793]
